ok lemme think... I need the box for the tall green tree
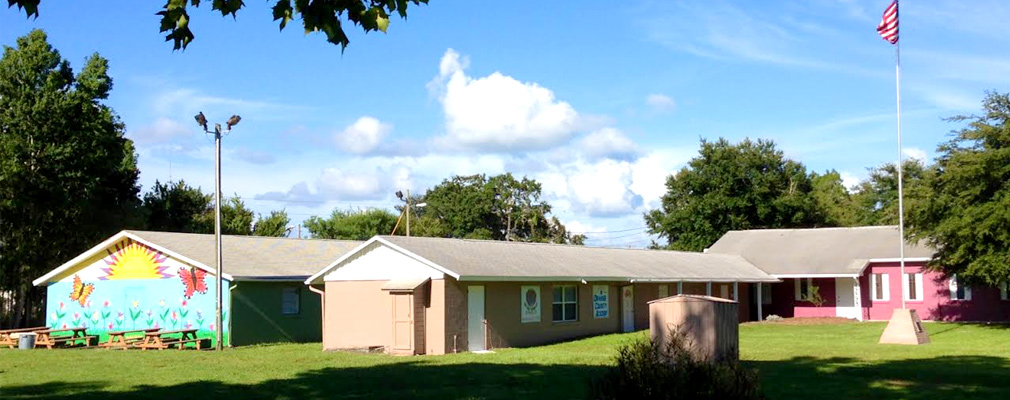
[0,30,140,326]
[907,92,1010,285]
[810,169,858,226]
[253,210,291,237]
[8,0,430,51]
[851,159,927,226]
[142,180,212,233]
[305,208,398,240]
[644,138,826,251]
[418,173,585,244]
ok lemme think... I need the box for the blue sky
[3,0,1008,247]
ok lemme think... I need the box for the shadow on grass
[2,362,607,400]
[5,355,1010,400]
[746,355,1010,400]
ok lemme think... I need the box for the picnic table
[33,327,96,349]
[0,326,48,349]
[99,328,161,349]
[135,329,205,350]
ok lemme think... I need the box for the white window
[761,283,772,305]
[1000,282,1008,301]
[552,285,578,322]
[870,273,890,302]
[949,275,972,301]
[903,273,924,301]
[282,287,300,315]
[794,278,813,301]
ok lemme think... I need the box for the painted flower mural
[100,240,172,280]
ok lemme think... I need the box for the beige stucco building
[305,236,777,355]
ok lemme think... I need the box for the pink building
[708,226,1010,322]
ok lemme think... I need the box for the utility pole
[194,112,240,351]
[406,189,411,237]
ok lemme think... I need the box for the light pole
[194,111,240,351]
[395,190,426,237]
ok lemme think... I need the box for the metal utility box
[648,295,739,363]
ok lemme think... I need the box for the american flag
[877,0,899,44]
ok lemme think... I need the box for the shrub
[588,329,763,400]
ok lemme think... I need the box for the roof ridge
[381,235,738,257]
[725,225,897,233]
[126,230,360,243]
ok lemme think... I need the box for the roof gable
[32,231,223,286]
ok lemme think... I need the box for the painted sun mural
[100,240,173,280]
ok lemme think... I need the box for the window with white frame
[1000,282,1008,301]
[903,273,924,301]
[282,287,300,315]
[794,278,813,301]
[761,283,772,305]
[870,273,890,301]
[552,285,578,322]
[949,274,972,301]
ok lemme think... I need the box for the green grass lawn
[1,322,1008,399]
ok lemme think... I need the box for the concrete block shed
[649,295,739,363]
[32,230,359,346]
[305,236,777,355]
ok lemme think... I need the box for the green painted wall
[230,281,321,346]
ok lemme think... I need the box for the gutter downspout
[309,284,325,349]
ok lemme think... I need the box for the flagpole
[895,22,906,311]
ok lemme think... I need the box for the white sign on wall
[593,285,609,319]
[521,285,540,323]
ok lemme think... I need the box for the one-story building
[33,230,359,346]
[707,226,1010,322]
[304,235,778,355]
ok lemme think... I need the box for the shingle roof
[375,235,778,282]
[706,226,934,276]
[126,230,361,280]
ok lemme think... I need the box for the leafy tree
[142,182,284,236]
[0,30,140,326]
[142,180,212,233]
[253,210,290,237]
[305,208,398,240]
[418,173,584,244]
[850,159,927,226]
[810,170,858,226]
[907,92,1010,285]
[7,0,430,51]
[644,138,826,251]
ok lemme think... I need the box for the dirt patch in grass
[750,317,857,325]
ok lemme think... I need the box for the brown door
[391,293,413,352]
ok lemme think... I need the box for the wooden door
[391,293,413,352]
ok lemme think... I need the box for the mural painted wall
[43,239,231,344]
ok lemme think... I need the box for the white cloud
[334,116,392,154]
[579,128,640,161]
[430,49,581,152]
[129,117,192,145]
[902,147,927,162]
[645,93,676,112]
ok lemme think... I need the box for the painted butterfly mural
[179,267,208,299]
[69,275,95,306]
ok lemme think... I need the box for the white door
[621,285,634,332]
[467,286,485,351]
[835,278,859,320]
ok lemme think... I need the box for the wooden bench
[33,327,97,349]
[100,328,161,349]
[135,329,201,350]
[0,326,48,349]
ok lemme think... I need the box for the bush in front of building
[588,329,763,400]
